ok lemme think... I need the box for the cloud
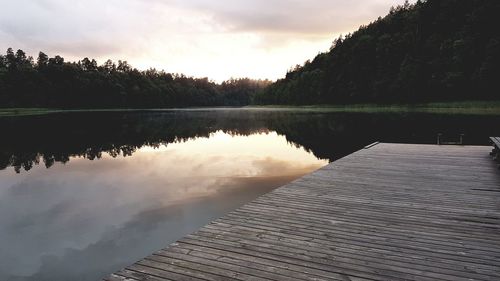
[168,0,398,34]
[0,0,413,81]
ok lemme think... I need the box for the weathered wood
[491,138,500,167]
[105,143,500,281]
[491,137,500,148]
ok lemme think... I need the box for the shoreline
[1,101,500,117]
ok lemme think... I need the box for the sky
[0,0,412,82]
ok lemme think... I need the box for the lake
[0,109,499,281]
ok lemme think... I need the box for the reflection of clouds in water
[0,176,131,277]
[251,157,324,177]
[2,175,302,281]
[0,131,327,280]
[9,201,219,281]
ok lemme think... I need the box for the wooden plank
[206,219,500,274]
[490,137,500,148]
[491,138,500,166]
[195,224,498,280]
[109,269,173,281]
[105,143,500,281]
[103,274,139,281]
[156,248,334,281]
[165,243,349,281]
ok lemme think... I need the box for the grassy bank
[1,101,500,117]
[248,101,500,115]
[0,108,61,117]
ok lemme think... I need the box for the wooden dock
[106,143,500,281]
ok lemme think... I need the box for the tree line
[1,0,499,108]
[254,0,500,105]
[0,49,270,108]
[3,109,499,173]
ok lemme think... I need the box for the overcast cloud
[0,0,412,81]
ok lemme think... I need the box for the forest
[254,0,500,105]
[1,0,499,108]
[0,50,270,108]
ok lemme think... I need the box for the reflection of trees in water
[1,111,499,173]
[0,111,275,173]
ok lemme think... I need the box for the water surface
[0,109,499,280]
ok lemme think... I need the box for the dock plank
[106,143,500,280]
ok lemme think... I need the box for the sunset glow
[0,0,413,81]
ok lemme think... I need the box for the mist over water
[0,109,499,280]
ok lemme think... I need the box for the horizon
[0,0,413,82]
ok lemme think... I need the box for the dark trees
[255,0,500,105]
[0,50,269,108]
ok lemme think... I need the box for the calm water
[1,109,499,280]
